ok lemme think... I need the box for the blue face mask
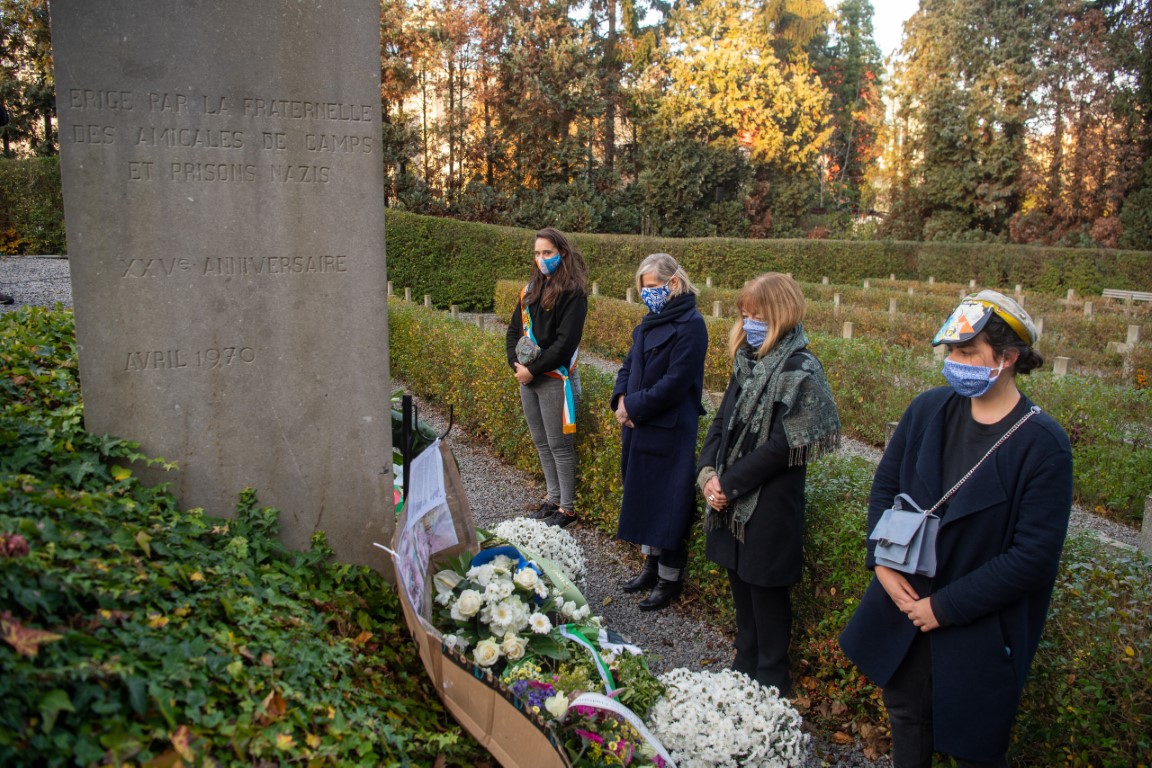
[640,283,671,314]
[743,318,769,348]
[942,358,1004,398]
[535,252,561,276]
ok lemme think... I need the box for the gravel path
[3,254,1143,766]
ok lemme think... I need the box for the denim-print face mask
[743,318,769,348]
[942,358,1003,398]
[536,252,562,276]
[640,283,671,314]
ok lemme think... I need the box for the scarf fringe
[787,431,843,467]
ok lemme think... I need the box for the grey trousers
[519,372,578,510]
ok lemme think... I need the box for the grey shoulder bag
[870,405,1040,577]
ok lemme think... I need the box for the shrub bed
[0,306,487,766]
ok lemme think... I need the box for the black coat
[612,297,708,550]
[697,349,812,587]
[839,386,1073,760]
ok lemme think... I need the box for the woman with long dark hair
[505,227,589,527]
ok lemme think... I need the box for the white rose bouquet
[647,668,809,768]
[432,545,575,669]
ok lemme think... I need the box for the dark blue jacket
[839,386,1073,760]
[611,296,708,550]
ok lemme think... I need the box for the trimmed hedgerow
[384,213,1152,312]
[0,306,487,766]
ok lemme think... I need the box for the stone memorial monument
[51,0,392,568]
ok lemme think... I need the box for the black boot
[639,578,683,611]
[621,556,659,593]
[529,499,558,520]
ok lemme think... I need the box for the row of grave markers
[387,281,1143,378]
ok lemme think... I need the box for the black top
[941,395,1032,511]
[505,288,588,377]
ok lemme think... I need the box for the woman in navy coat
[840,290,1073,767]
[611,254,708,611]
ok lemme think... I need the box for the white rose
[544,693,569,720]
[561,600,577,618]
[513,567,539,590]
[432,569,463,595]
[451,589,482,620]
[473,638,501,667]
[501,634,528,661]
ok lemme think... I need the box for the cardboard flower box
[385,440,571,768]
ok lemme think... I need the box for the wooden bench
[1101,288,1152,302]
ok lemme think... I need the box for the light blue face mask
[743,318,769,348]
[942,358,1004,398]
[535,252,562,276]
[640,283,671,314]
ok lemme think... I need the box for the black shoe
[0,294,12,306]
[639,578,682,611]
[529,500,559,520]
[547,508,577,529]
[621,556,659,593]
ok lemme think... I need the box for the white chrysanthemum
[444,634,470,652]
[534,581,550,599]
[488,596,530,635]
[484,578,514,603]
[528,612,552,634]
[466,563,496,587]
[473,638,501,667]
[490,518,588,585]
[434,589,453,606]
[450,589,482,621]
[560,600,578,618]
[648,668,808,768]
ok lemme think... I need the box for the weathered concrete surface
[52,0,393,568]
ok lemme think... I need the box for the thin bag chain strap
[925,405,1041,515]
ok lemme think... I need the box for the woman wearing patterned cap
[840,290,1074,767]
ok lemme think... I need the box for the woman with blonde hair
[612,253,708,611]
[697,272,840,694]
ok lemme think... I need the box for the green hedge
[388,300,1152,765]
[386,212,1152,311]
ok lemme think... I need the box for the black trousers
[882,632,1009,768]
[727,570,792,695]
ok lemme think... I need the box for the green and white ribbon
[559,624,615,692]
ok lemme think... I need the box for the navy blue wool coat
[611,297,708,551]
[839,386,1073,761]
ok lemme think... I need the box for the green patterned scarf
[709,324,842,541]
